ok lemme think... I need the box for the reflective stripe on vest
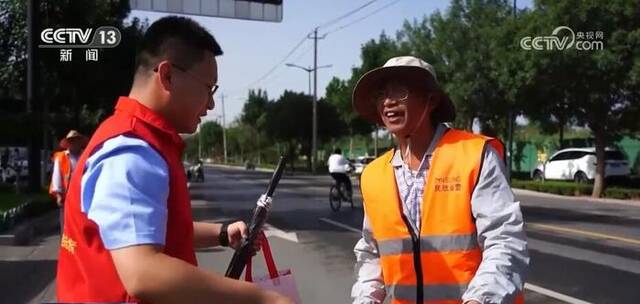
[378,233,479,256]
[387,284,469,302]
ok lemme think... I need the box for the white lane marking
[264,224,299,243]
[525,283,593,304]
[319,217,361,234]
[320,218,594,304]
[528,223,640,246]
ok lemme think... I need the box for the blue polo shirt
[80,134,169,250]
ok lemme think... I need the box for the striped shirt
[392,124,447,234]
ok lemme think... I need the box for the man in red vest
[49,129,87,231]
[350,56,529,304]
[56,16,291,304]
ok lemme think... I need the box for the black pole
[27,0,42,193]
[225,156,287,279]
[506,0,517,183]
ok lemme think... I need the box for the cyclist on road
[328,148,353,201]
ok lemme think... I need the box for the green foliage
[512,180,594,196]
[604,187,640,200]
[241,89,270,127]
[522,0,640,196]
[326,0,640,195]
[263,90,346,166]
[184,121,224,161]
[0,0,146,145]
[0,186,54,232]
[512,179,640,200]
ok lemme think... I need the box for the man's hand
[111,244,290,304]
[226,221,262,255]
[55,193,64,207]
[261,290,295,304]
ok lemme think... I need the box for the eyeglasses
[374,84,409,105]
[154,63,219,96]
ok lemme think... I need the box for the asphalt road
[191,165,640,303]
[2,164,639,304]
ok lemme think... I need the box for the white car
[353,156,375,175]
[531,147,630,182]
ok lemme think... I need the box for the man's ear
[156,60,173,92]
[426,92,440,114]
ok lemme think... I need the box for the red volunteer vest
[56,97,196,302]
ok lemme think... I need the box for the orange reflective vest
[49,151,72,196]
[361,129,523,304]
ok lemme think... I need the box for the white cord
[256,194,273,210]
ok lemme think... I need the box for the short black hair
[135,16,223,73]
[334,148,342,154]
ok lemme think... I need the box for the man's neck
[128,76,170,115]
[67,149,79,157]
[397,123,436,170]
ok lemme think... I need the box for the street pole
[27,0,42,193]
[221,94,228,164]
[374,128,378,156]
[309,28,326,173]
[285,63,331,97]
[285,60,330,173]
[505,0,517,183]
[198,122,202,160]
[307,68,311,97]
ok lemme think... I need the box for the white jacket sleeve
[352,214,386,304]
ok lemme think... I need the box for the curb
[207,163,273,173]
[0,209,59,246]
[205,163,321,176]
[513,188,640,207]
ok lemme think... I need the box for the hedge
[0,190,55,232]
[511,180,640,200]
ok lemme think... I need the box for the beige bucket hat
[59,130,88,149]
[352,56,455,125]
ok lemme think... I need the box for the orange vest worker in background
[49,130,87,230]
[350,56,529,304]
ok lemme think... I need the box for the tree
[264,90,344,170]
[324,32,400,155]
[426,0,521,136]
[525,0,640,197]
[0,0,146,145]
[325,77,373,156]
[240,89,269,126]
[239,89,270,164]
[184,121,223,161]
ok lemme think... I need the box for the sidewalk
[513,188,640,207]
[206,163,319,176]
[0,232,59,304]
[0,209,60,303]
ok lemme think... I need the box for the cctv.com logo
[520,26,604,51]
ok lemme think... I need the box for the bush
[0,193,55,232]
[604,187,640,200]
[514,179,594,195]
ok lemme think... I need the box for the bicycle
[329,170,355,212]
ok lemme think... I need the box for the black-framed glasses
[153,63,219,96]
